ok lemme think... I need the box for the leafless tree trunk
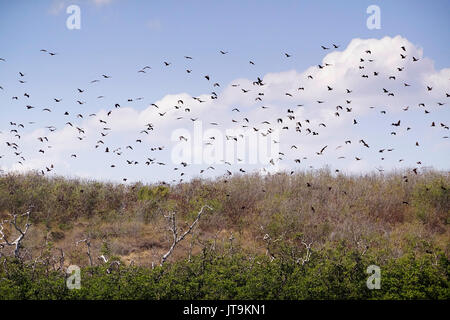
[160,205,212,265]
[260,225,282,262]
[296,241,312,265]
[0,207,32,260]
[263,233,276,262]
[76,236,93,266]
[56,248,65,271]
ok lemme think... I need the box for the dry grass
[0,168,448,267]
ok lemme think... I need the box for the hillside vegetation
[0,169,448,299]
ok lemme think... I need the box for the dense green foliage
[0,247,448,300]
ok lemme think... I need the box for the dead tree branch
[296,241,312,265]
[97,254,121,274]
[56,248,65,271]
[76,236,93,266]
[0,207,32,260]
[260,225,283,262]
[160,205,212,265]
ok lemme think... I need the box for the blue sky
[0,0,449,183]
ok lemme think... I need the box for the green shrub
[0,248,448,300]
[411,177,449,228]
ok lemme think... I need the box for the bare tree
[296,241,312,265]
[76,236,93,266]
[0,207,32,260]
[97,254,121,274]
[56,248,65,271]
[160,205,212,265]
[196,230,221,260]
[260,225,283,262]
[31,230,66,278]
